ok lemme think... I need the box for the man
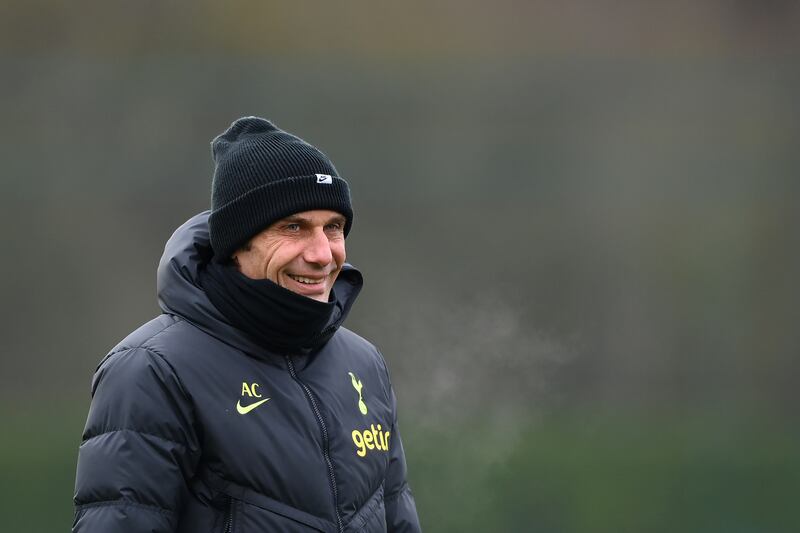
[73,117,421,532]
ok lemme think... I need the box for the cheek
[264,254,286,282]
[265,246,299,281]
[332,241,346,266]
[235,248,267,280]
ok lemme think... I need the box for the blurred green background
[1,1,798,532]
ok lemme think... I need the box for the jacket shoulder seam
[74,498,175,516]
[106,317,182,359]
[94,326,196,424]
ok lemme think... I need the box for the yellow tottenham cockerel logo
[348,372,368,415]
[347,372,391,457]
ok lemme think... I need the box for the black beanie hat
[208,116,353,260]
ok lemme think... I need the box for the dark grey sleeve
[73,347,200,532]
[384,388,422,533]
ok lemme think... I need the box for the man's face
[232,210,347,302]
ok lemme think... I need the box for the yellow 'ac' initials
[241,382,262,398]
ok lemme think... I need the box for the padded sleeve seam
[81,428,187,448]
[74,498,175,516]
[384,482,410,502]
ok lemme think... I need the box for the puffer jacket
[73,212,421,532]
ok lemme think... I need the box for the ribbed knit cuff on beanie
[208,117,353,261]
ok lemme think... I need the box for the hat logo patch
[316,174,333,184]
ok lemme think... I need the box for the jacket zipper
[286,356,344,533]
[223,497,234,533]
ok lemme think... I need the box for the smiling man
[73,117,421,532]
[233,210,347,302]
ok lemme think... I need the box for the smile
[287,274,326,285]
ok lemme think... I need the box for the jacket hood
[157,211,363,359]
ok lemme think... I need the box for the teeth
[289,275,323,285]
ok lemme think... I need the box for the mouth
[287,274,327,286]
[284,273,331,301]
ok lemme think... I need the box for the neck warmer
[200,260,342,355]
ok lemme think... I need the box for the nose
[303,228,333,267]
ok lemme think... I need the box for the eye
[285,223,301,231]
[325,222,344,233]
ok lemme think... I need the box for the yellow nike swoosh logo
[236,397,271,415]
